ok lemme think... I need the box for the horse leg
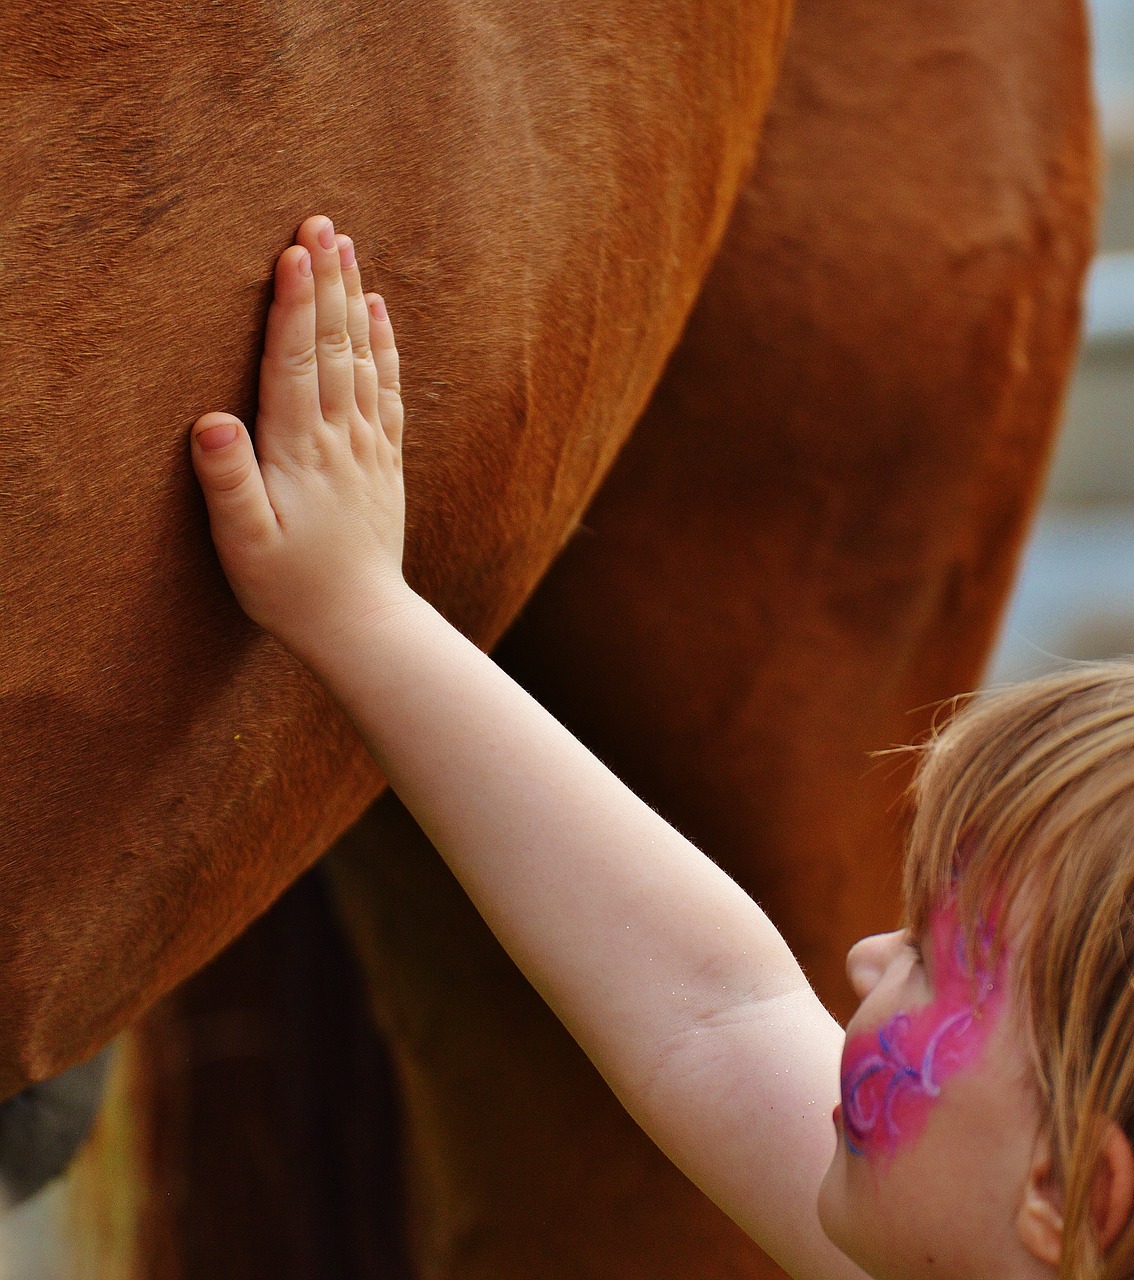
[69,871,408,1280]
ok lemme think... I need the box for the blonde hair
[901,660,1134,1280]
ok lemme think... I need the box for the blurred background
[987,0,1134,682]
[0,2,1129,1276]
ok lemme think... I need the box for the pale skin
[191,217,1133,1280]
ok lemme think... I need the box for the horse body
[0,0,788,1090]
[0,0,1098,1275]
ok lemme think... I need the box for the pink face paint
[840,897,1006,1162]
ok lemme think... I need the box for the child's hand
[191,215,407,663]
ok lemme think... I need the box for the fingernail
[370,294,387,320]
[196,422,239,451]
[318,220,336,250]
[339,238,356,269]
[298,249,312,277]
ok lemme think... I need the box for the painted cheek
[839,899,1005,1162]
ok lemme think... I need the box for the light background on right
[986,0,1134,683]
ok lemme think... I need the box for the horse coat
[0,0,1097,1275]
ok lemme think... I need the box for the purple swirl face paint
[840,898,1005,1161]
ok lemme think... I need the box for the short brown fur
[0,0,1099,1275]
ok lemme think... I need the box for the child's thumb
[190,413,273,543]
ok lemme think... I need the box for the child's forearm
[317,586,790,1029]
[310,582,839,1172]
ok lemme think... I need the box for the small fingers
[367,294,404,450]
[296,215,355,424]
[190,412,278,555]
[338,233,380,427]
[253,218,397,467]
[257,245,320,444]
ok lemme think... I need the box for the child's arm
[191,219,865,1280]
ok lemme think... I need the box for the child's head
[900,660,1134,1278]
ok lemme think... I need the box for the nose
[845,930,906,1002]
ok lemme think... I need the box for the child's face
[817,900,1044,1278]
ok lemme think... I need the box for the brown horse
[1,0,1097,1274]
[0,0,788,1087]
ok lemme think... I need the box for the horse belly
[0,0,789,1088]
